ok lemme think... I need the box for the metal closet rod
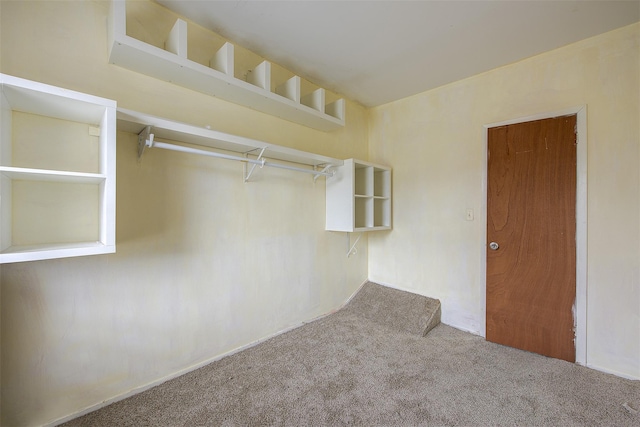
[150,139,335,178]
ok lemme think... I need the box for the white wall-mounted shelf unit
[108,1,345,131]
[0,74,116,264]
[326,159,392,232]
[116,108,343,181]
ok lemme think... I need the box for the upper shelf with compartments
[108,0,345,131]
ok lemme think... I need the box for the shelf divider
[247,60,271,91]
[301,88,325,113]
[165,19,187,58]
[210,42,234,76]
[276,76,301,102]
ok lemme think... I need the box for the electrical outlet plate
[466,209,474,221]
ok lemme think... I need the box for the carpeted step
[344,282,441,336]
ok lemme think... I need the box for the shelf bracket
[313,164,333,183]
[137,125,154,160]
[243,147,267,182]
[347,233,362,257]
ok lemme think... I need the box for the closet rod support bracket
[244,147,267,182]
[347,232,362,257]
[313,164,333,183]
[137,125,154,161]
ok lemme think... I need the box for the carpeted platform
[63,282,639,426]
[345,282,441,336]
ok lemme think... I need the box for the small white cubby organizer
[0,74,116,264]
[326,159,392,232]
[108,1,345,131]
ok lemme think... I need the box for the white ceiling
[156,1,639,108]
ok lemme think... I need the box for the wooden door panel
[487,116,576,362]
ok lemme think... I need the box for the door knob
[489,242,499,251]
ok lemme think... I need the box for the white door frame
[481,106,587,366]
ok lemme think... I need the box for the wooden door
[486,115,577,362]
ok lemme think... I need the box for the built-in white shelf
[0,166,107,184]
[116,108,343,180]
[326,159,392,232]
[0,73,116,264]
[108,1,345,131]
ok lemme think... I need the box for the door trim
[481,106,587,366]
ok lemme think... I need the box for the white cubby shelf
[326,159,392,232]
[108,1,345,131]
[0,74,116,264]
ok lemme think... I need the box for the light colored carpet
[64,282,639,426]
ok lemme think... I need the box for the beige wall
[0,1,369,425]
[1,1,638,425]
[368,23,639,379]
